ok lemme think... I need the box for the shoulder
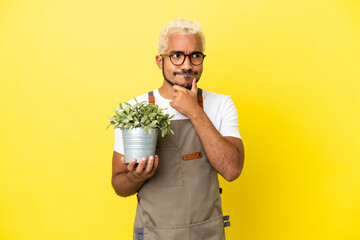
[202,89,234,107]
[123,91,154,106]
[200,89,240,138]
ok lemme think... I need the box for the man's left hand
[170,78,202,118]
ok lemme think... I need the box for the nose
[181,55,193,70]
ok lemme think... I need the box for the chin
[176,80,192,89]
[179,76,192,84]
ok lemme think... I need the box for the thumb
[191,78,198,93]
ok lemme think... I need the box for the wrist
[188,105,205,120]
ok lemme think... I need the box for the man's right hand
[121,155,159,183]
[112,151,159,197]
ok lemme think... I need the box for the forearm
[112,172,145,197]
[189,110,244,181]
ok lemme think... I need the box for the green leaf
[149,112,157,118]
[125,106,130,115]
[116,111,127,118]
[108,100,175,137]
[149,123,157,128]
[141,116,148,123]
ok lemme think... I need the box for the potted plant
[108,100,174,163]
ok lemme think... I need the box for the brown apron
[133,89,230,240]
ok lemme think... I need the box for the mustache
[173,69,198,76]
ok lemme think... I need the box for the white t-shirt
[114,89,241,154]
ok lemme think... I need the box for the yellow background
[1,0,359,239]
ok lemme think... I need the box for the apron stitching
[144,214,223,230]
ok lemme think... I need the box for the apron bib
[133,90,229,240]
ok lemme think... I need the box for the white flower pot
[122,127,159,163]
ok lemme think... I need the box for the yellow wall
[1,0,359,239]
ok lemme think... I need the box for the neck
[158,80,176,100]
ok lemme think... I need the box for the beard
[162,61,200,90]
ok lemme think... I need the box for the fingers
[135,157,147,175]
[148,155,159,177]
[154,155,159,172]
[172,91,183,103]
[191,78,197,93]
[173,85,186,92]
[145,156,154,173]
[126,155,159,182]
[127,158,137,171]
[169,100,175,109]
[172,91,180,99]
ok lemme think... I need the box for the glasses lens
[190,53,204,65]
[169,52,205,65]
[170,52,185,65]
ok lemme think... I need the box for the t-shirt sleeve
[219,96,242,139]
[114,128,124,154]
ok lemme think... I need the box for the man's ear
[155,55,163,69]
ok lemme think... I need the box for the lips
[173,70,198,76]
[174,73,193,79]
[173,73,196,76]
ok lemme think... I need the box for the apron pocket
[144,226,189,240]
[149,147,183,187]
[143,214,225,240]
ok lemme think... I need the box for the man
[112,18,244,240]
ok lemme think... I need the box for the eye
[171,53,181,58]
[192,53,202,58]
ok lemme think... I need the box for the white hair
[158,18,205,54]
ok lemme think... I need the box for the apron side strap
[134,227,144,233]
[148,91,155,105]
[223,215,230,228]
[224,221,231,228]
[135,234,144,240]
[134,227,144,240]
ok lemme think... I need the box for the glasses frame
[160,51,206,66]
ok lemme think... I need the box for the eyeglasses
[160,51,206,66]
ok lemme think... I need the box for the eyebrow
[169,51,203,54]
[169,51,183,54]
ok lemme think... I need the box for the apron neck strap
[148,90,155,105]
[148,89,203,109]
